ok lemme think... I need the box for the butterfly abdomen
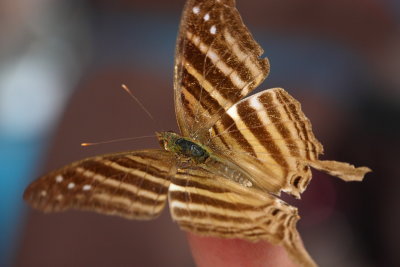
[204,156,253,188]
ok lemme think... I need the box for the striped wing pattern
[174,0,270,137]
[23,0,371,267]
[207,88,371,198]
[169,167,316,266]
[208,88,321,198]
[24,150,176,220]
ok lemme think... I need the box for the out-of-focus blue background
[1,0,399,266]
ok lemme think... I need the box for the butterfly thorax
[157,131,253,187]
[157,131,210,164]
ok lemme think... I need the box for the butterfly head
[156,131,180,152]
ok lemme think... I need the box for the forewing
[208,88,370,198]
[168,167,316,267]
[174,0,270,137]
[24,150,176,220]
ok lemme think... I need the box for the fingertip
[186,233,296,267]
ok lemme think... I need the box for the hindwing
[169,166,316,266]
[207,88,371,198]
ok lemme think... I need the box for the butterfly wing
[207,88,371,198]
[174,0,270,137]
[24,150,176,220]
[168,166,316,267]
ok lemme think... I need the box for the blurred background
[0,0,399,266]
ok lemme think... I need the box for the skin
[187,233,297,267]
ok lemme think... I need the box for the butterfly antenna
[81,135,156,147]
[121,84,154,121]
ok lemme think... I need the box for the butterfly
[24,0,371,266]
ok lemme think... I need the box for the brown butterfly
[24,0,371,266]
